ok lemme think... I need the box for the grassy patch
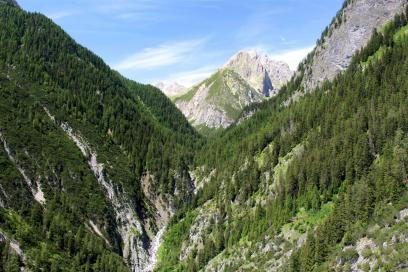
[282,201,334,237]
[195,125,224,138]
[156,211,198,271]
[361,46,387,68]
[394,24,408,44]
[174,85,200,102]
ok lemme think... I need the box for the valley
[0,0,407,271]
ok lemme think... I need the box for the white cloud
[270,46,314,70]
[46,11,76,20]
[159,65,218,87]
[114,38,207,71]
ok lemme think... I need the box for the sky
[19,0,344,87]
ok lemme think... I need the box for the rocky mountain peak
[224,50,293,97]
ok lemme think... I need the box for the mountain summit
[224,51,293,97]
[174,51,292,131]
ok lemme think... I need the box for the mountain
[301,0,407,91]
[0,2,200,271]
[1,0,408,271]
[155,2,408,272]
[174,51,292,131]
[224,51,293,97]
[154,81,187,98]
[238,0,407,121]
[175,68,264,129]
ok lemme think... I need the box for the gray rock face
[0,0,19,8]
[302,0,407,91]
[225,51,293,97]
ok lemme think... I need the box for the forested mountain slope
[1,0,408,272]
[0,3,200,271]
[156,7,408,272]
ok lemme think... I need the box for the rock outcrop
[0,131,45,205]
[302,0,407,91]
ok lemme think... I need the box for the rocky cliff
[301,0,407,91]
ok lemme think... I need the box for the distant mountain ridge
[175,68,264,129]
[174,51,293,131]
[154,82,187,97]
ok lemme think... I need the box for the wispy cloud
[236,8,289,41]
[156,65,218,87]
[114,38,208,71]
[270,46,314,70]
[46,11,76,20]
[97,0,221,21]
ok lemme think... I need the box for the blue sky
[19,0,344,86]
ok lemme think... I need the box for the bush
[340,248,359,263]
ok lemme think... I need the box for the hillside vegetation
[156,7,408,271]
[0,1,407,272]
[0,4,200,271]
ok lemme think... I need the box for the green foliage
[155,211,197,271]
[0,3,200,271]
[282,202,334,236]
[0,198,129,271]
[340,248,359,263]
